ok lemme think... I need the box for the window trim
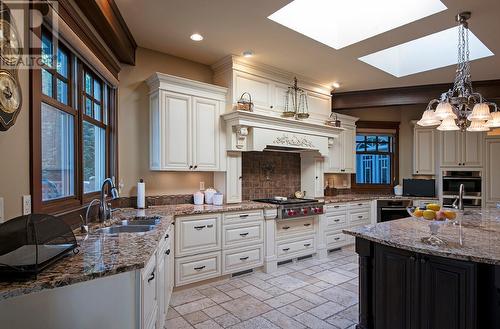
[351,121,400,193]
[30,25,118,214]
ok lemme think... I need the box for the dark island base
[354,237,500,329]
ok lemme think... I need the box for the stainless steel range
[253,198,324,219]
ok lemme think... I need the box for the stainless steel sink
[95,225,155,234]
[120,216,161,226]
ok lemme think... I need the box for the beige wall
[339,105,426,184]
[118,47,215,197]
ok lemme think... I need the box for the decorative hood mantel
[221,110,343,156]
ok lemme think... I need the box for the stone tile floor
[166,246,359,329]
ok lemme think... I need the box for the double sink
[94,216,161,234]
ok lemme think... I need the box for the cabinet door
[374,245,417,329]
[414,128,435,175]
[420,256,477,329]
[440,131,461,167]
[175,214,221,257]
[234,72,270,111]
[160,91,191,170]
[343,127,356,173]
[306,90,331,118]
[325,134,343,173]
[226,152,242,203]
[192,97,220,170]
[156,253,166,329]
[314,158,324,198]
[463,131,483,167]
[485,138,500,204]
[272,83,289,115]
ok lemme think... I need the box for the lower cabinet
[175,251,222,286]
[373,243,477,329]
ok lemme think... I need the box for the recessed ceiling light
[358,26,494,77]
[268,0,446,49]
[332,82,340,89]
[190,33,204,41]
[242,50,253,58]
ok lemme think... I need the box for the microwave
[403,179,436,197]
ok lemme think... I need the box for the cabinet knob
[239,176,242,180]
[315,176,319,179]
[194,165,198,169]
[189,165,193,169]
[147,271,155,283]
[270,105,273,109]
[165,249,170,255]
[164,234,169,240]
[409,256,416,262]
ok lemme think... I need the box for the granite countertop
[321,194,438,204]
[343,209,500,265]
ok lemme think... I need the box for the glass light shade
[436,117,459,131]
[467,120,490,132]
[467,103,492,121]
[417,109,440,126]
[486,111,500,128]
[434,102,457,120]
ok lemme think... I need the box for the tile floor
[166,246,359,329]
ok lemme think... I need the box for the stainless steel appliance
[253,198,324,219]
[403,179,436,197]
[377,199,413,223]
[442,171,481,208]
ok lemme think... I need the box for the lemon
[413,209,424,217]
[426,203,441,212]
[423,210,436,220]
[443,210,457,220]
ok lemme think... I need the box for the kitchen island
[344,210,500,329]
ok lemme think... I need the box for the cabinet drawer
[222,245,263,274]
[175,251,221,286]
[348,201,371,211]
[325,231,348,248]
[276,217,314,237]
[223,222,263,248]
[326,204,347,214]
[142,254,157,326]
[277,237,315,259]
[349,211,371,227]
[175,214,221,257]
[325,213,347,229]
[223,210,263,224]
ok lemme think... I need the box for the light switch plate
[0,197,4,223]
[200,181,205,190]
[22,195,31,215]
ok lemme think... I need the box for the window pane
[378,136,389,142]
[94,80,101,100]
[83,121,106,193]
[378,142,389,152]
[42,69,53,97]
[56,79,68,105]
[356,154,391,184]
[85,73,92,94]
[366,136,376,142]
[103,86,108,124]
[41,33,52,67]
[94,103,101,121]
[85,97,92,116]
[41,103,74,201]
[356,142,366,151]
[356,135,365,142]
[57,48,68,78]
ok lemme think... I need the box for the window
[351,122,399,191]
[32,28,116,213]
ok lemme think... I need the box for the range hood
[221,110,343,156]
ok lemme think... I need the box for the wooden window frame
[30,25,118,214]
[351,121,400,193]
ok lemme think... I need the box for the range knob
[287,210,294,217]
[302,208,308,214]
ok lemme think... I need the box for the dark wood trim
[75,0,137,65]
[333,79,500,110]
[54,0,121,78]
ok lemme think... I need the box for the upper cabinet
[325,116,358,174]
[485,136,500,205]
[147,73,227,171]
[413,127,436,175]
[439,131,484,168]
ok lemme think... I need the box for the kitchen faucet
[452,184,465,211]
[99,177,120,222]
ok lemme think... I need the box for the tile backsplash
[242,151,301,200]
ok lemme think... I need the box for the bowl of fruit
[406,203,458,246]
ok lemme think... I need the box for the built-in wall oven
[377,199,413,222]
[442,171,482,208]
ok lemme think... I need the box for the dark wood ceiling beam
[75,0,137,65]
[333,79,500,110]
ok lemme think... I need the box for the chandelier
[417,12,499,132]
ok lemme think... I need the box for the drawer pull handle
[239,214,249,218]
[165,249,170,255]
[282,226,290,230]
[334,219,340,222]
[334,237,340,241]
[303,223,311,227]
[304,243,311,247]
[207,224,214,228]
[194,225,206,230]
[358,215,363,219]
[239,256,249,261]
[194,266,206,271]
[164,234,169,240]
[147,271,155,283]
[239,232,249,237]
[357,203,364,206]
[283,248,290,251]
[334,206,340,208]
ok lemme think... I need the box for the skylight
[268,0,447,49]
[358,26,494,77]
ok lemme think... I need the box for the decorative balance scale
[283,77,309,119]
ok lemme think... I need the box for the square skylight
[268,0,447,49]
[358,26,494,77]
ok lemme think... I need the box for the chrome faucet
[99,177,120,222]
[452,184,465,211]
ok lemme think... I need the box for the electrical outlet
[22,195,31,215]
[0,197,4,223]
[200,181,205,191]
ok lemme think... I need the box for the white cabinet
[141,253,158,329]
[301,155,324,198]
[157,228,173,329]
[234,71,272,111]
[413,127,436,175]
[214,152,242,204]
[175,214,222,257]
[485,137,500,205]
[440,131,484,168]
[147,73,227,171]
[325,125,357,174]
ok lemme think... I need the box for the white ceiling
[115,0,500,91]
